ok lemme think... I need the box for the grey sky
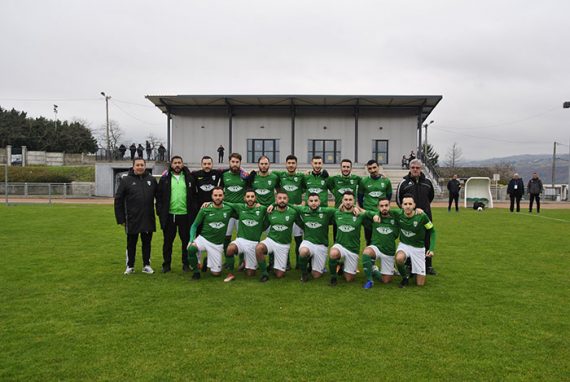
[1,0,569,160]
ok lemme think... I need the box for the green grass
[6,165,95,182]
[0,205,568,381]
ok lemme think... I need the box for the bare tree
[145,133,163,150]
[490,161,516,185]
[92,119,124,149]
[445,142,463,168]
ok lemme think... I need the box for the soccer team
[114,153,436,288]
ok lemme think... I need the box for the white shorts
[300,240,327,273]
[331,244,359,275]
[261,237,291,272]
[292,223,304,237]
[194,235,224,273]
[397,242,426,276]
[232,237,258,270]
[368,245,395,275]
[225,217,238,236]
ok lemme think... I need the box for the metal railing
[95,147,167,162]
[0,182,95,203]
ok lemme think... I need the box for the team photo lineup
[114,152,436,288]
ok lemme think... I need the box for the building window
[247,139,280,163]
[372,140,389,164]
[308,139,341,164]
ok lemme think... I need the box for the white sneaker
[124,267,135,275]
[142,265,154,274]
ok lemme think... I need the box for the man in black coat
[129,143,136,160]
[114,158,158,274]
[191,156,223,207]
[396,159,437,275]
[507,173,525,212]
[447,174,461,212]
[156,155,196,273]
[527,172,544,213]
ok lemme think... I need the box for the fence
[0,182,95,202]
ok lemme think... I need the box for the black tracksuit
[447,179,461,211]
[156,167,196,269]
[507,178,525,212]
[191,169,223,205]
[114,169,158,268]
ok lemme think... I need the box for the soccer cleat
[260,274,269,283]
[182,264,190,273]
[162,265,171,273]
[224,273,236,283]
[124,267,135,275]
[330,277,338,287]
[142,265,154,274]
[191,272,201,280]
[363,280,374,289]
[399,277,409,288]
[426,267,438,276]
[300,273,309,283]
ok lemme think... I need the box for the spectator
[145,140,152,160]
[401,155,408,169]
[137,144,144,159]
[507,173,524,212]
[527,172,543,213]
[157,144,166,161]
[407,151,416,168]
[118,144,127,159]
[217,145,225,163]
[129,143,136,160]
[447,174,461,212]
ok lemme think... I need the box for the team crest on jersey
[376,227,393,235]
[338,225,355,233]
[223,213,227,218]
[285,216,290,221]
[268,180,272,185]
[200,184,214,192]
[400,229,415,237]
[350,180,354,184]
[390,220,394,225]
[212,175,216,180]
[308,188,322,194]
[413,221,418,227]
[209,222,225,229]
[227,185,243,192]
[369,191,382,198]
[272,225,288,232]
[256,211,260,216]
[319,213,323,219]
[352,216,356,222]
[321,180,325,185]
[256,189,271,195]
[147,181,151,186]
[283,185,298,192]
[242,219,259,227]
[294,177,298,182]
[305,222,322,229]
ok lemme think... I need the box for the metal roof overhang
[145,94,442,122]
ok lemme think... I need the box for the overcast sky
[1,0,569,161]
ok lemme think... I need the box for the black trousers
[126,232,153,268]
[448,193,459,211]
[218,153,223,163]
[509,195,522,212]
[529,194,540,212]
[162,214,191,267]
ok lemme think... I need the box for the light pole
[101,92,111,159]
[564,102,570,199]
[422,120,434,162]
[53,104,58,131]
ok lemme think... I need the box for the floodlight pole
[564,101,570,199]
[101,92,111,159]
[53,104,58,132]
[4,164,7,205]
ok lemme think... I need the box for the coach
[156,155,196,273]
[396,159,437,275]
[114,158,158,275]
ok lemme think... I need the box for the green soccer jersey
[334,210,366,254]
[222,171,247,203]
[227,202,268,242]
[251,172,280,206]
[327,174,360,208]
[397,211,435,250]
[292,205,335,246]
[305,173,329,205]
[365,209,400,256]
[267,206,300,245]
[275,171,305,204]
[359,176,393,210]
[190,203,235,245]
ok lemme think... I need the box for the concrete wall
[27,151,47,165]
[0,148,6,164]
[172,111,229,163]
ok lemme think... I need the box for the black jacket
[507,178,525,196]
[527,178,543,195]
[396,172,435,219]
[192,169,223,205]
[447,179,461,195]
[114,169,158,234]
[156,167,196,229]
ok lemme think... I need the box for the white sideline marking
[519,213,570,224]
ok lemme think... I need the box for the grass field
[0,204,569,381]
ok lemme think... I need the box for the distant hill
[459,154,569,184]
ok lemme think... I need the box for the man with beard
[328,159,360,241]
[192,156,223,206]
[395,194,436,288]
[221,153,249,253]
[114,158,158,275]
[275,154,306,269]
[224,189,269,281]
[358,159,392,246]
[396,159,436,275]
[328,191,367,286]
[305,156,330,206]
[255,190,301,282]
[188,187,236,280]
[156,155,196,273]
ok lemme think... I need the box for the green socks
[362,254,373,282]
[259,257,268,276]
[397,261,408,279]
[329,258,338,280]
[188,246,199,274]
[294,236,302,267]
[225,254,234,271]
[299,255,309,276]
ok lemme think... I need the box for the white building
[145,95,442,165]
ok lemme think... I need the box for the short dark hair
[133,158,146,165]
[244,188,256,195]
[378,197,390,204]
[312,156,323,161]
[366,159,378,167]
[170,155,183,162]
[286,154,297,162]
[342,190,354,198]
[258,155,270,163]
[201,156,213,162]
[402,193,415,202]
[229,153,242,161]
[341,159,352,166]
[212,186,224,193]
[308,192,319,199]
[275,188,288,197]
